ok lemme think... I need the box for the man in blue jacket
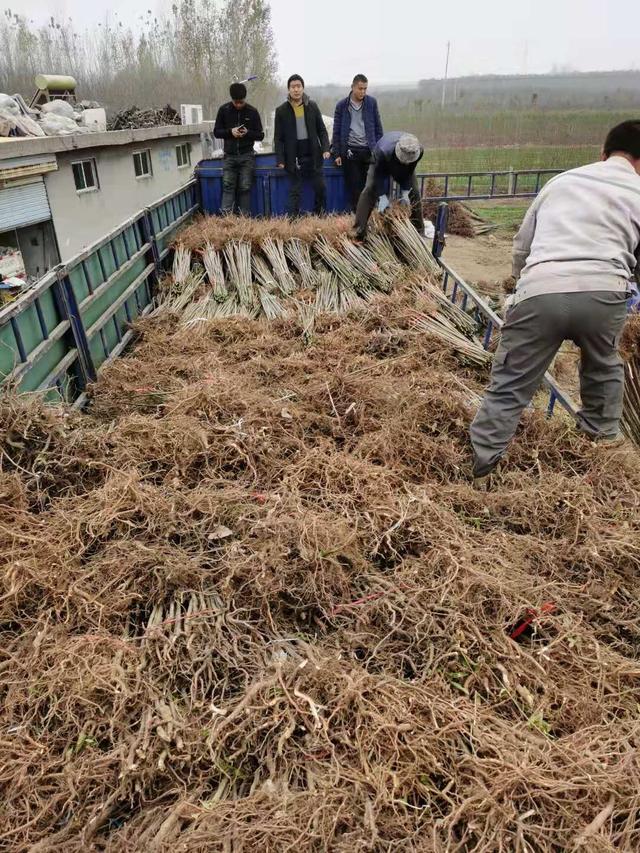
[332,74,384,211]
[354,131,424,241]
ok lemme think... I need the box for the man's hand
[399,190,411,207]
[322,151,331,160]
[502,275,517,295]
[277,163,285,169]
[334,156,342,167]
[231,127,244,138]
[377,194,390,214]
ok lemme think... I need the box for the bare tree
[0,1,278,119]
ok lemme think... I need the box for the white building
[0,123,209,283]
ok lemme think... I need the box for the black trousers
[287,156,326,216]
[354,164,424,240]
[342,146,371,212]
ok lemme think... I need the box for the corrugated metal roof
[0,179,51,231]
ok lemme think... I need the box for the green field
[468,201,530,232]
[379,108,634,149]
[420,144,600,174]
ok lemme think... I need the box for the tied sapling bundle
[224,241,254,308]
[285,239,317,288]
[202,244,228,302]
[262,238,297,294]
[389,214,440,275]
[172,245,192,284]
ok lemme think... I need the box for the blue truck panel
[196,153,349,217]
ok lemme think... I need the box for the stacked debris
[0,93,44,138]
[107,104,181,131]
[0,93,105,137]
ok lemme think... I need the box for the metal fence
[414,168,562,202]
[0,180,197,404]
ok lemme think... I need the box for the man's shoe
[595,433,626,448]
[581,431,627,449]
[468,457,502,491]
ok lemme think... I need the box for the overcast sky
[14,0,640,85]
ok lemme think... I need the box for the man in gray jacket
[470,120,640,482]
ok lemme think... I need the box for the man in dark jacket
[274,74,331,216]
[354,131,425,240]
[214,83,264,215]
[332,74,384,211]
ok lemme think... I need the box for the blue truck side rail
[0,180,197,402]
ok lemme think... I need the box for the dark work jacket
[331,94,383,158]
[213,102,264,156]
[372,130,424,191]
[274,95,330,173]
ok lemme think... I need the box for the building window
[176,143,191,168]
[133,149,153,178]
[72,159,99,192]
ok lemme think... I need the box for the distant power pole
[441,41,451,109]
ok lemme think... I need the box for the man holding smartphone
[214,83,264,216]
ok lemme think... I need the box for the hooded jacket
[274,94,330,173]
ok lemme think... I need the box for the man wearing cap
[214,82,264,215]
[354,131,424,240]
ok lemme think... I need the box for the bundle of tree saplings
[2,272,640,852]
[158,211,483,371]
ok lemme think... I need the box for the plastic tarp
[40,99,75,119]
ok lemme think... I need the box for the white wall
[45,135,203,261]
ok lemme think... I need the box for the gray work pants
[470,290,629,472]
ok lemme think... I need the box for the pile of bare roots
[2,216,640,852]
[421,180,476,239]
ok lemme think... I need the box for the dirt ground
[443,232,514,296]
